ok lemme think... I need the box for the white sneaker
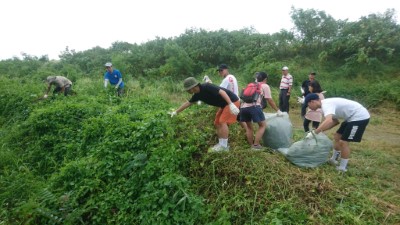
[208,144,229,152]
[328,159,339,166]
[336,166,347,173]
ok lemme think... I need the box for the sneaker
[328,158,339,166]
[208,144,229,152]
[336,166,347,173]
[251,144,263,150]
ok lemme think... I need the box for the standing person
[43,76,73,98]
[104,62,124,96]
[301,72,316,97]
[304,94,370,172]
[217,63,247,129]
[217,64,239,96]
[240,72,282,149]
[301,80,324,132]
[279,66,293,113]
[299,72,316,117]
[170,77,240,152]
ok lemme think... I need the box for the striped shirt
[280,74,293,89]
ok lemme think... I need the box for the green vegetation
[0,8,399,224]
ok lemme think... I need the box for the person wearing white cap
[43,75,73,98]
[279,66,293,113]
[104,62,124,96]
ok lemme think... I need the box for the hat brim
[184,82,199,91]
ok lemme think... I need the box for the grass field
[188,100,400,224]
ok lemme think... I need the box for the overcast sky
[1,0,398,60]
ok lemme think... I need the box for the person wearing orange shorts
[170,77,240,152]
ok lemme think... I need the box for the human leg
[303,118,311,132]
[254,120,266,146]
[312,121,320,129]
[245,122,254,145]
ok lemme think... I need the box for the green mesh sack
[278,133,333,168]
[262,112,293,150]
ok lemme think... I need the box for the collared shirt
[104,69,124,87]
[280,74,293,89]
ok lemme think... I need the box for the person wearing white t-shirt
[217,64,246,129]
[304,94,370,172]
[217,64,239,96]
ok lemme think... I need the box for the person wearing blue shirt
[104,62,124,96]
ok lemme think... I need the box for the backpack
[240,82,267,109]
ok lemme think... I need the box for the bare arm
[315,114,340,134]
[175,101,193,114]
[115,78,123,88]
[266,98,279,111]
[45,83,51,95]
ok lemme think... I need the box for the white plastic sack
[278,133,333,168]
[262,112,292,150]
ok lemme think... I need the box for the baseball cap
[216,64,228,71]
[183,77,200,90]
[304,93,320,105]
[105,62,112,67]
[282,66,289,71]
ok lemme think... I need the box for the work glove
[168,111,177,118]
[276,110,283,117]
[297,96,304,104]
[203,75,212,83]
[305,130,317,139]
[300,87,305,95]
[115,86,119,89]
[43,94,48,99]
[197,101,202,105]
[229,103,240,115]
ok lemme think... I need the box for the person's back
[321,98,370,122]
[47,76,72,88]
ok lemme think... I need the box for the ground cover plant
[0,75,399,224]
[0,9,399,223]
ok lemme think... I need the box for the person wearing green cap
[170,77,240,152]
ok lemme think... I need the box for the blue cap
[304,93,320,105]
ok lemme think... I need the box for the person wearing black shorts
[304,93,370,172]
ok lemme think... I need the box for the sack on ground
[277,133,333,168]
[262,112,292,149]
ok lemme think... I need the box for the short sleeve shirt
[220,74,239,96]
[47,76,72,88]
[321,98,370,122]
[280,74,293,89]
[104,69,124,87]
[189,83,239,108]
[242,83,272,108]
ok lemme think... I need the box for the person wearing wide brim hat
[169,77,241,152]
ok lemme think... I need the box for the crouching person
[170,77,240,152]
[44,76,73,98]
